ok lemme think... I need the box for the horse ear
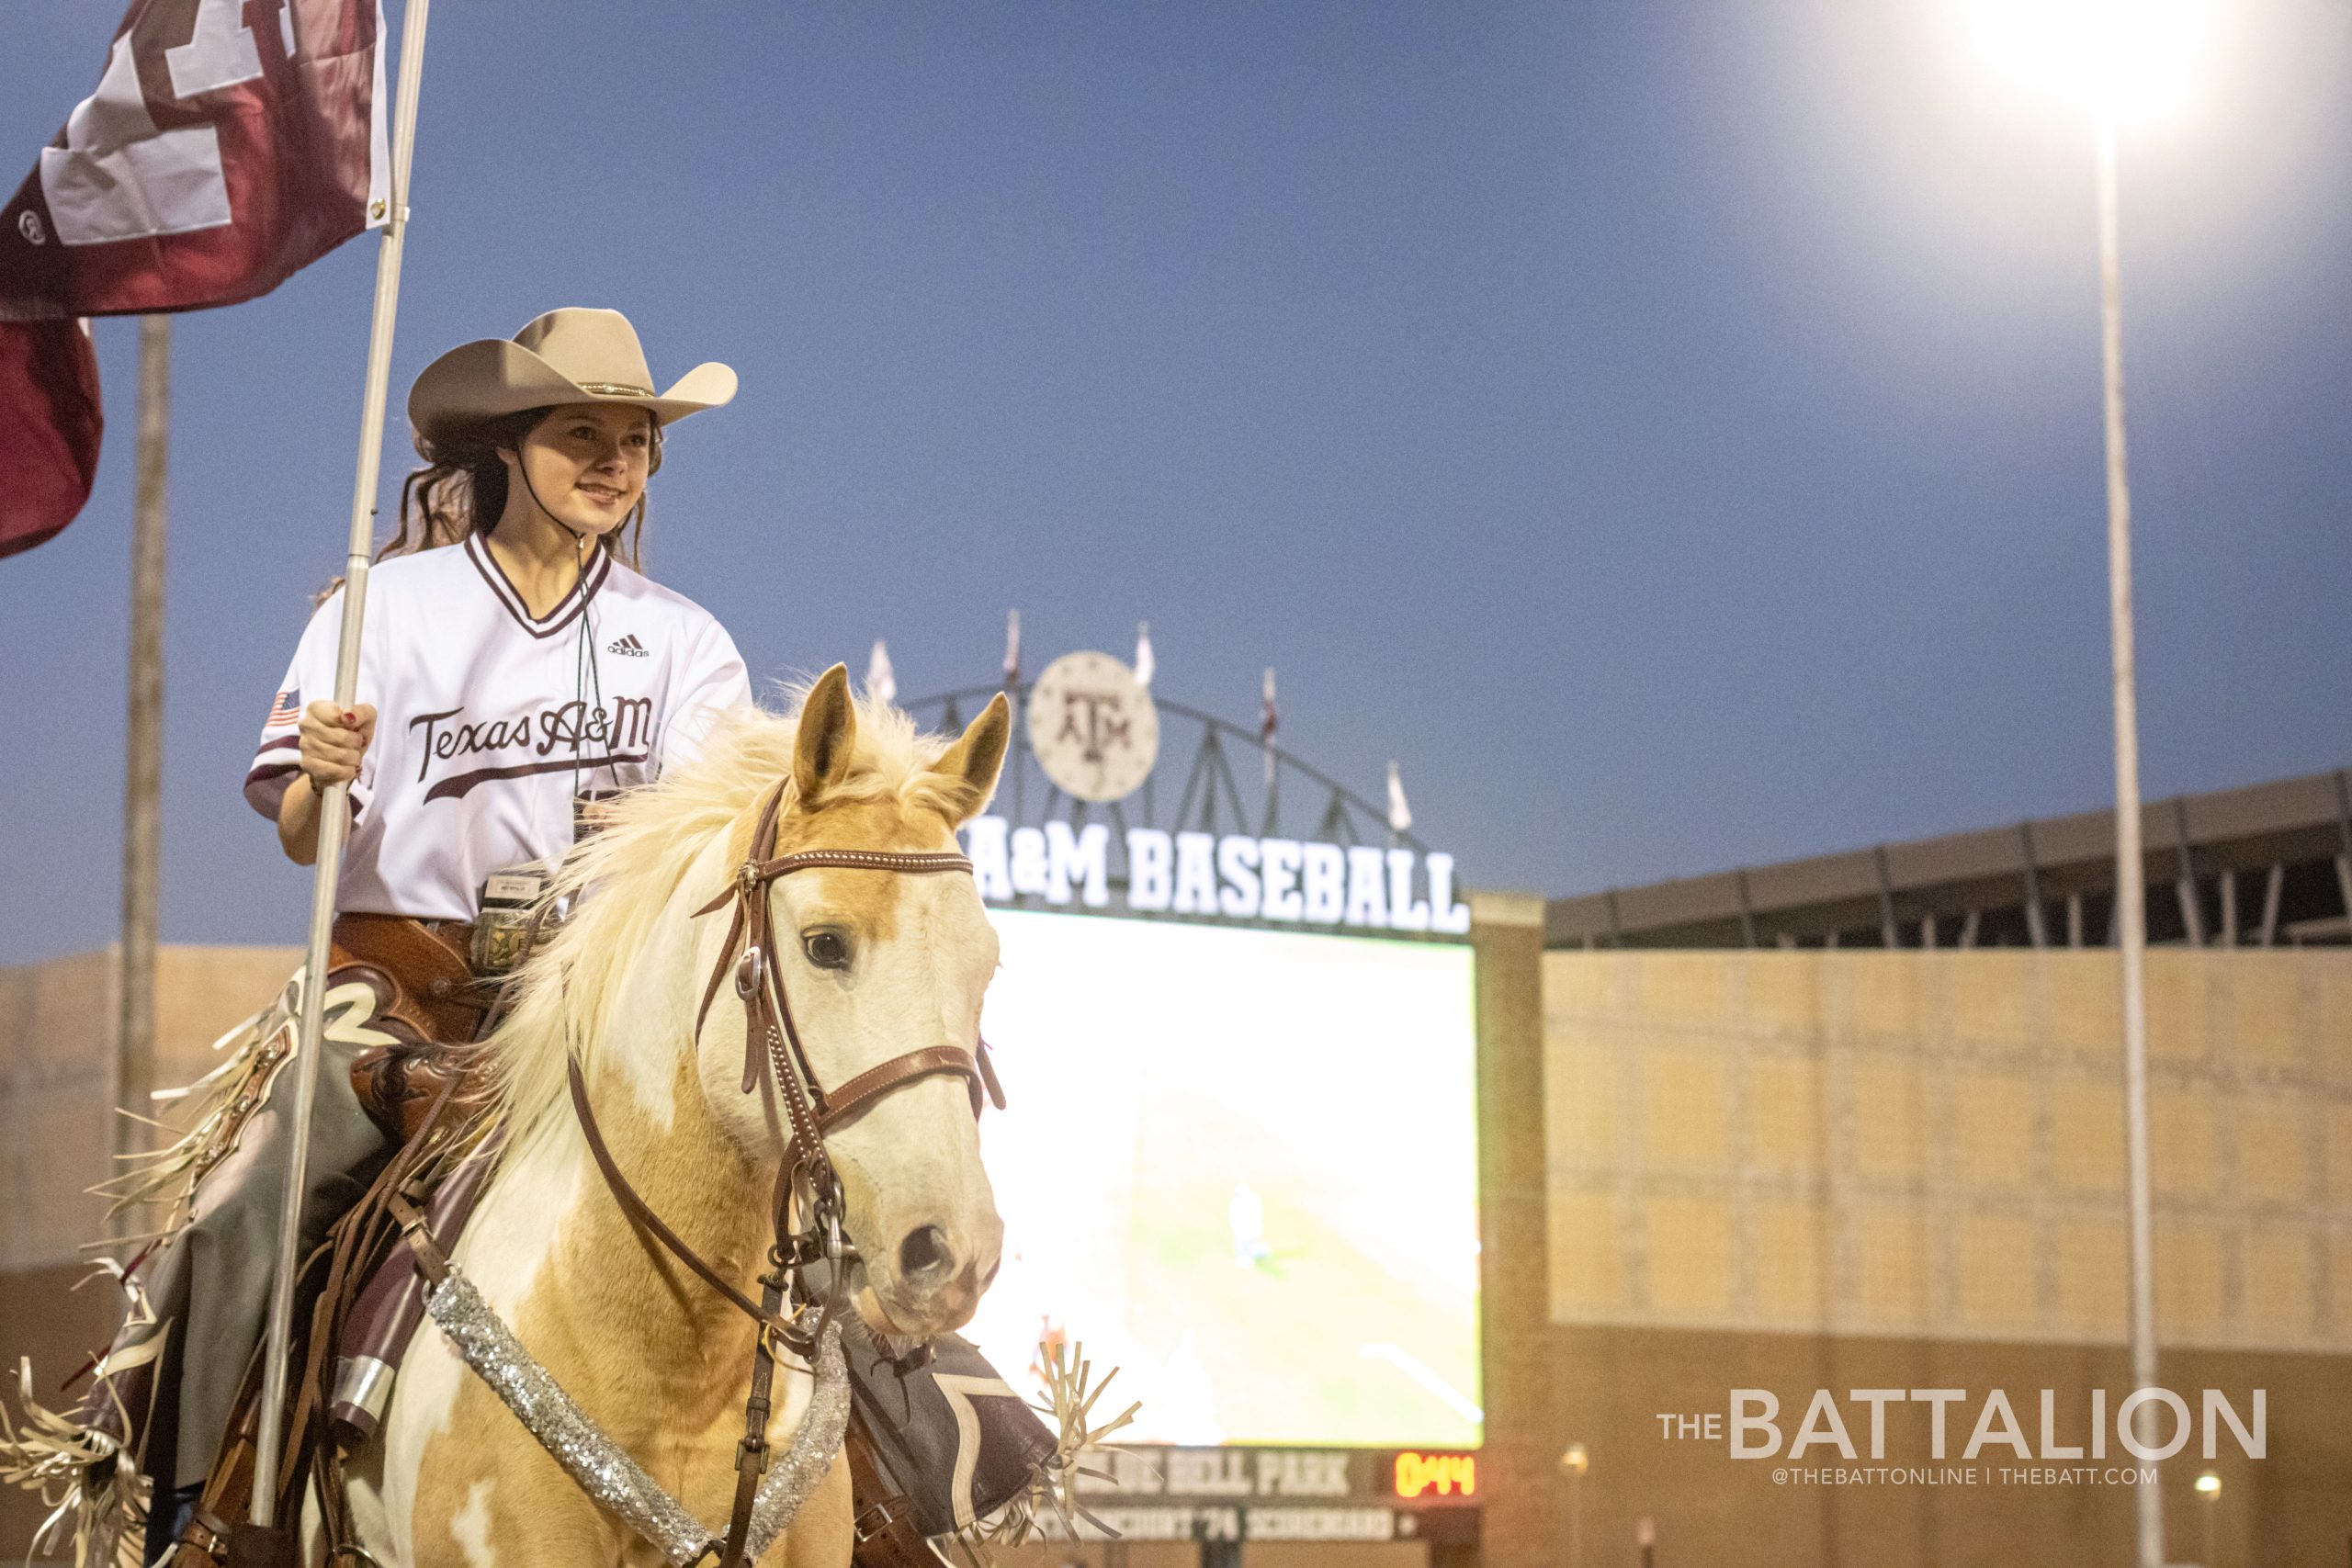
[794,664,859,807]
[928,693,1011,826]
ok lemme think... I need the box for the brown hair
[384,404,663,570]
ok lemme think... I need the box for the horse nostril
[899,1224,953,1280]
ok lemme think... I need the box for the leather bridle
[563,780,1002,1567]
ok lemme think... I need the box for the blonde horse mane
[483,683,975,1144]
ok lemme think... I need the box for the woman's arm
[656,616,753,773]
[277,700,376,865]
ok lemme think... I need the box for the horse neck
[537,953,781,1408]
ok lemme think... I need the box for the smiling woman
[395,399,662,576]
[266,307,743,874]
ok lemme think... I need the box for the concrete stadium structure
[1476,767,2352,1568]
[1474,923,2352,1568]
[1547,768,2352,955]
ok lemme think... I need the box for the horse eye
[802,931,850,970]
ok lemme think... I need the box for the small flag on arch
[1386,761,1413,835]
[1002,608,1022,687]
[1133,621,1155,688]
[1261,667,1278,790]
[865,638,897,706]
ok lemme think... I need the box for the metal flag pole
[2094,113,2164,1568]
[249,0,434,1528]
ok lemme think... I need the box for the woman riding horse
[25,310,1049,1568]
[92,306,753,1560]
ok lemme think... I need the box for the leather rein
[561,782,1002,1567]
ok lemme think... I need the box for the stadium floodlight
[1963,7,2221,1568]
[1957,0,2214,124]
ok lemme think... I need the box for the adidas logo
[607,634,650,658]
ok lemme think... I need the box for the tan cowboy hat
[407,307,737,445]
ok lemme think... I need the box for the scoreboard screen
[964,909,1481,1448]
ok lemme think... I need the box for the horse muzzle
[858,1212,1002,1339]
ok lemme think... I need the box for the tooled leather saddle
[331,912,495,1140]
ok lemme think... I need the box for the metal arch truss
[906,682,1429,862]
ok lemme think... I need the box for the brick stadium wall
[0,946,298,1560]
[1468,946,2352,1568]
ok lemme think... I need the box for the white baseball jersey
[244,533,752,920]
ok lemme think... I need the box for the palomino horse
[345,667,1012,1566]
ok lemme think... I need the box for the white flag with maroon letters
[0,0,387,556]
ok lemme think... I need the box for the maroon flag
[0,320,104,557]
[0,0,386,557]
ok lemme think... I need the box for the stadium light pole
[1959,5,2212,1565]
[2094,106,2166,1568]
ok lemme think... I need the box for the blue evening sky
[2,2,2346,962]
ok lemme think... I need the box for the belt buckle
[853,1497,906,1544]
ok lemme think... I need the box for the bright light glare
[1961,0,2214,123]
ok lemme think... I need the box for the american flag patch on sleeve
[267,689,301,727]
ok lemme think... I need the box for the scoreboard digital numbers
[1391,1451,1476,1500]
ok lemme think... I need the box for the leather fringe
[0,1263,159,1568]
[88,974,304,1249]
[952,1338,1138,1561]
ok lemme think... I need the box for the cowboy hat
[407,307,737,445]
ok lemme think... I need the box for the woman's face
[503,401,653,537]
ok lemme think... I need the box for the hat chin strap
[514,457,602,552]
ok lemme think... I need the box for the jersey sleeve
[243,590,378,823]
[659,615,753,773]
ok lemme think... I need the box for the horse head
[704,663,1012,1339]
[488,664,1011,1349]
